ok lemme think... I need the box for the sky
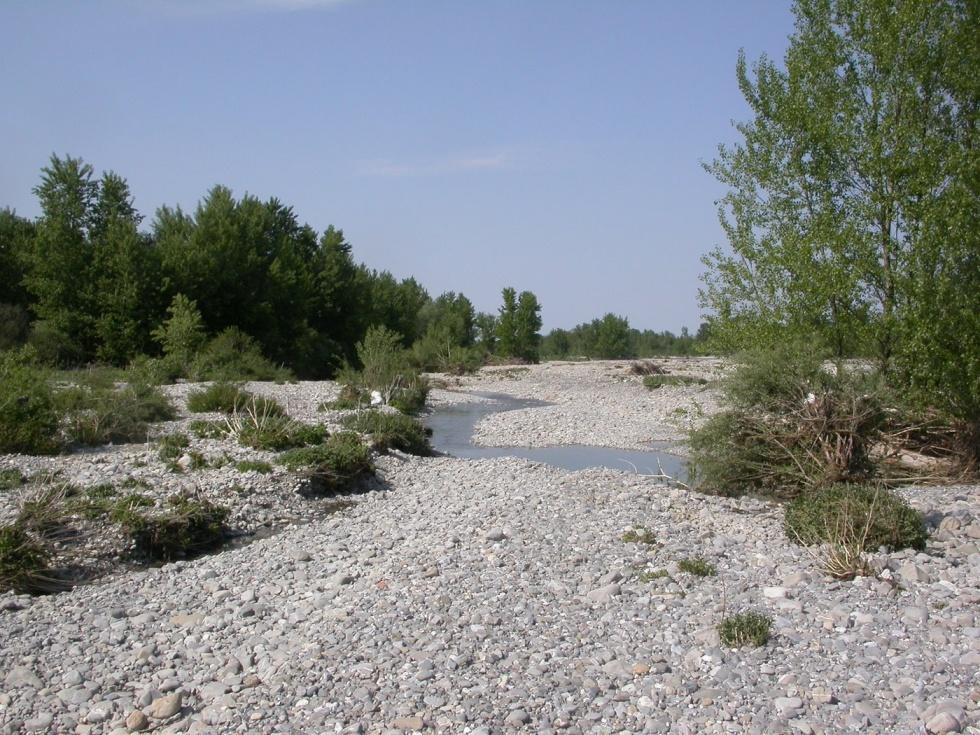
[0,0,794,333]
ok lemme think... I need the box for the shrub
[235,459,273,474]
[191,327,293,382]
[718,612,772,647]
[341,326,430,414]
[157,432,190,460]
[0,468,26,491]
[0,524,52,594]
[119,495,229,561]
[340,411,432,455]
[279,431,373,495]
[57,379,176,446]
[678,556,717,577]
[319,383,373,411]
[221,396,316,450]
[189,419,227,439]
[784,483,927,553]
[0,349,60,454]
[621,526,657,545]
[186,382,250,414]
[629,361,667,376]
[16,483,76,536]
[688,347,882,498]
[151,294,206,373]
[643,375,708,389]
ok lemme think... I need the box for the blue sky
[0,0,794,332]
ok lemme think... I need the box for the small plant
[0,468,26,491]
[643,375,708,390]
[120,477,150,490]
[279,432,373,495]
[718,612,772,647]
[118,494,229,561]
[235,459,273,474]
[340,411,432,455]
[678,556,717,577]
[58,379,176,446]
[190,327,293,382]
[189,419,227,439]
[637,568,670,582]
[318,384,373,411]
[16,483,76,537]
[629,361,667,376]
[0,524,52,594]
[157,432,190,460]
[186,382,251,414]
[186,450,209,470]
[621,526,657,545]
[223,397,322,450]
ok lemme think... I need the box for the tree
[588,313,633,359]
[701,0,978,420]
[496,287,542,362]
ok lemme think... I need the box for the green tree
[152,294,206,372]
[496,287,542,362]
[701,0,978,420]
[588,313,634,359]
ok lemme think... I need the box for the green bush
[191,328,293,382]
[0,468,26,491]
[678,556,717,577]
[0,349,61,455]
[157,432,190,460]
[0,524,52,594]
[119,495,229,561]
[231,415,328,451]
[784,483,927,552]
[621,526,657,545]
[318,383,373,411]
[279,431,373,494]
[718,612,772,648]
[235,459,273,474]
[57,378,176,446]
[643,375,708,390]
[186,382,250,413]
[340,410,432,455]
[341,326,430,415]
[189,419,227,439]
[688,348,881,498]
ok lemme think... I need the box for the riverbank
[0,364,977,734]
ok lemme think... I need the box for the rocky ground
[1,360,978,734]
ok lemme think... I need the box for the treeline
[541,313,705,360]
[0,155,547,377]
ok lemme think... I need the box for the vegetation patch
[235,459,273,474]
[643,374,708,390]
[636,568,670,583]
[718,612,772,648]
[279,432,373,495]
[157,432,190,460]
[785,484,926,579]
[319,384,374,411]
[57,377,176,446]
[0,349,61,455]
[0,524,53,594]
[189,419,227,439]
[0,468,27,491]
[678,556,717,577]
[222,396,323,450]
[340,411,432,455]
[621,526,657,545]
[118,495,229,561]
[186,382,251,414]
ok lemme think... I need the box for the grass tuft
[340,411,432,455]
[678,556,717,577]
[718,612,772,647]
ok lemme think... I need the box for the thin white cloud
[357,152,511,178]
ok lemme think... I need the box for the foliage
[344,326,429,414]
[496,287,543,363]
[57,377,175,446]
[190,327,293,382]
[0,349,60,454]
[785,483,927,553]
[0,524,52,594]
[542,323,703,360]
[341,410,432,455]
[278,431,373,494]
[701,0,979,426]
[157,432,190,460]
[119,494,229,561]
[688,347,882,498]
[189,419,227,439]
[0,468,26,491]
[717,612,772,648]
[621,526,657,545]
[224,396,326,450]
[319,383,373,411]
[677,556,717,577]
[151,294,206,376]
[235,459,273,474]
[186,382,251,414]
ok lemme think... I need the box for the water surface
[426,392,686,477]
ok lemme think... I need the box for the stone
[925,711,962,734]
[125,710,149,732]
[585,583,621,603]
[392,716,424,730]
[5,665,43,689]
[505,710,530,726]
[146,692,183,719]
[763,586,788,599]
[775,696,804,713]
[898,563,931,583]
[485,528,506,541]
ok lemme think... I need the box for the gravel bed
[0,368,977,734]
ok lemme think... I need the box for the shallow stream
[426,392,687,477]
